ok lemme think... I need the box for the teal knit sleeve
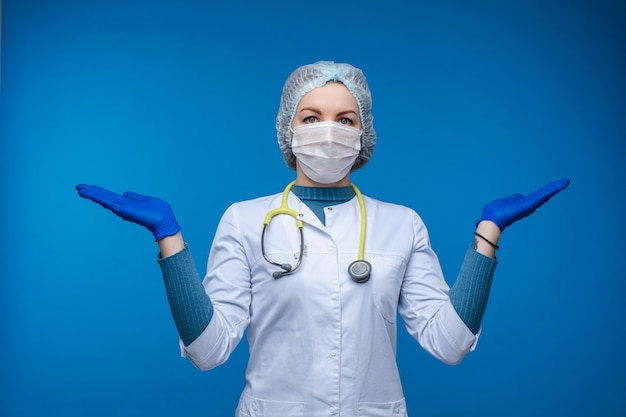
[448,247,498,334]
[157,246,214,346]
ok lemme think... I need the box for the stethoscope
[261,181,372,283]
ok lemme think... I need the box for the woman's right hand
[76,184,181,241]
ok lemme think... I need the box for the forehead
[296,82,359,111]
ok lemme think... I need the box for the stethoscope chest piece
[348,259,371,283]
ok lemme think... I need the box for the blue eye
[338,118,353,125]
[304,116,318,123]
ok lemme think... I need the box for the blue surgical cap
[276,61,376,171]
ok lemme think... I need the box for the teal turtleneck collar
[291,185,356,225]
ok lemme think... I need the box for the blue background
[2,0,625,415]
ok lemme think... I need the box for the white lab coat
[181,191,478,416]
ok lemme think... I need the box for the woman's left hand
[478,178,570,232]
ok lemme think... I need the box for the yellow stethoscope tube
[261,181,371,282]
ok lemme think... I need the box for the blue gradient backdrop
[2,1,625,416]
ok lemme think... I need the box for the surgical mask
[291,121,362,184]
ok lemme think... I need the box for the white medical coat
[181,191,479,416]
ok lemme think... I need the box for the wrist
[476,220,501,242]
[473,221,502,259]
[158,231,185,258]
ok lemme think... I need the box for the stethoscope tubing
[261,181,370,282]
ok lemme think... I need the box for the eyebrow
[297,108,358,116]
[297,107,322,115]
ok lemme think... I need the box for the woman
[76,61,569,416]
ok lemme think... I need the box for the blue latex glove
[478,178,570,231]
[76,184,181,241]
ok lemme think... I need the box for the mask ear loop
[289,126,295,146]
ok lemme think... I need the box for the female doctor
[76,61,569,416]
